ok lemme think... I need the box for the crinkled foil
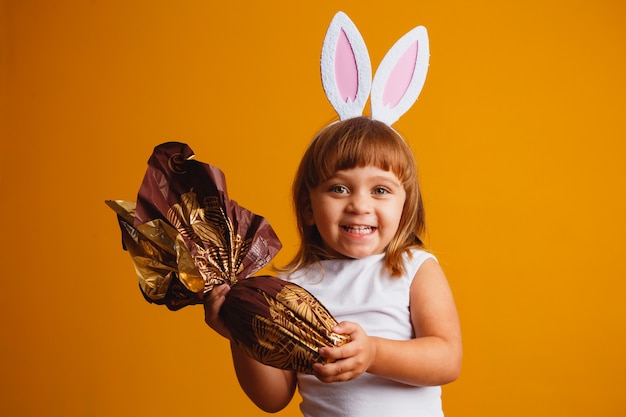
[222,276,350,373]
[107,142,349,372]
[106,199,204,310]
[133,142,282,295]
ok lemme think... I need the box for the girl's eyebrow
[359,174,403,188]
[325,173,403,187]
[370,175,402,185]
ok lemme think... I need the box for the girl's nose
[346,193,372,214]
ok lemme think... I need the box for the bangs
[305,118,416,188]
[288,116,426,276]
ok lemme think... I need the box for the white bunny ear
[320,11,372,121]
[371,26,430,125]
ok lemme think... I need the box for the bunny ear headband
[321,11,430,126]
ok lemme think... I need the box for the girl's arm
[229,342,297,412]
[314,258,462,386]
[204,285,297,412]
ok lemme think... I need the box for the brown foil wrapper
[107,142,348,373]
[222,276,349,374]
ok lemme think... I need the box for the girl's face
[306,166,406,259]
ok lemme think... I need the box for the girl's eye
[373,187,390,195]
[329,185,349,194]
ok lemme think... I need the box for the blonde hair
[282,117,425,277]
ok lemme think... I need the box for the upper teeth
[344,225,373,233]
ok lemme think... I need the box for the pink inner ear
[383,41,418,108]
[335,29,358,103]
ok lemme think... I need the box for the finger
[205,284,230,306]
[213,283,231,299]
[332,321,357,335]
[204,285,230,322]
[312,361,337,383]
[319,345,348,361]
[313,360,356,383]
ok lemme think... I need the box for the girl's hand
[202,284,232,340]
[312,321,376,383]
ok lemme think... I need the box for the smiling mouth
[342,225,376,235]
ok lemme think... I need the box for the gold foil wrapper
[222,276,350,373]
[106,199,203,309]
[107,142,349,372]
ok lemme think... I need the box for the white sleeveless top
[283,250,443,417]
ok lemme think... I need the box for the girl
[204,117,462,416]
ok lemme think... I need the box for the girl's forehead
[331,165,400,178]
[319,166,405,187]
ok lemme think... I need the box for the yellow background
[2,0,625,416]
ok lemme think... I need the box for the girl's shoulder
[404,247,437,261]
[402,248,438,279]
